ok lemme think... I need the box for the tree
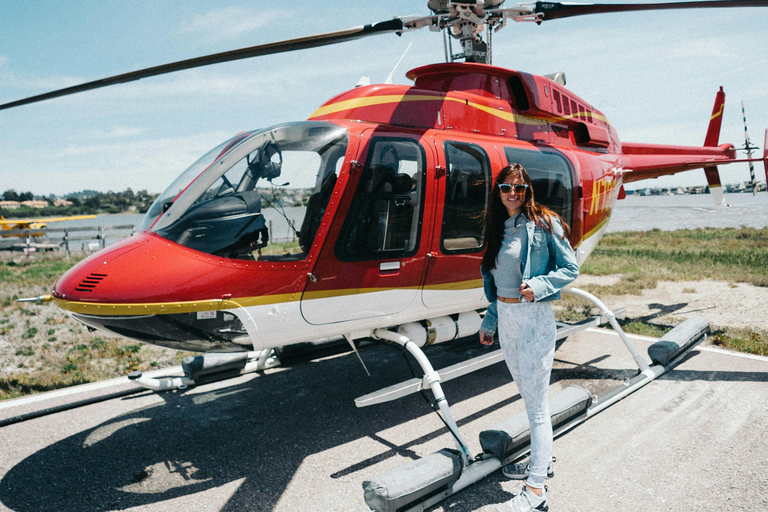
[3,190,20,201]
[84,196,101,209]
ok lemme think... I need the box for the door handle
[379,261,400,272]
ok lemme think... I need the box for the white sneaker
[501,457,555,480]
[494,485,548,512]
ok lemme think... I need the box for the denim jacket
[480,215,579,334]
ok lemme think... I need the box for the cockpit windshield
[143,121,348,261]
[139,131,256,232]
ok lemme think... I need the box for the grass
[0,253,82,288]
[711,329,767,356]
[554,227,768,357]
[579,227,768,295]
[0,335,179,401]
[256,240,303,256]
[0,373,93,399]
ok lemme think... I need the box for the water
[607,192,768,232]
[20,192,767,251]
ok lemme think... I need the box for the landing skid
[360,288,710,512]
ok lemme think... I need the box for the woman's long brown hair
[481,164,571,271]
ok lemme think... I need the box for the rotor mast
[428,0,532,64]
[431,1,495,63]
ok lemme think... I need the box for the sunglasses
[498,183,529,194]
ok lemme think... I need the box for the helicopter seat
[298,173,337,253]
[366,169,415,253]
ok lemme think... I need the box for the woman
[479,164,579,512]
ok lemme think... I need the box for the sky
[1,0,767,196]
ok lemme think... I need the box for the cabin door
[301,131,435,325]
[421,138,491,309]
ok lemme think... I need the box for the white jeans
[497,300,556,489]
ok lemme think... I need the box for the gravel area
[571,274,768,333]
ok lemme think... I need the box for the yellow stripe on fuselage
[311,92,608,128]
[53,279,483,316]
[310,94,440,118]
[581,216,611,242]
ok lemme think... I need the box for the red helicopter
[4,0,767,378]
[5,2,768,509]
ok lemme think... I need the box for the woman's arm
[480,265,498,341]
[525,219,579,301]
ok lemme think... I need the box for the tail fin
[703,88,726,204]
[704,166,724,205]
[704,86,726,147]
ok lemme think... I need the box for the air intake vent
[75,273,107,292]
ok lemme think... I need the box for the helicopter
[4,1,767,375]
[4,2,768,510]
[4,0,768,366]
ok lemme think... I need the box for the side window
[503,147,573,227]
[441,142,490,253]
[336,138,424,261]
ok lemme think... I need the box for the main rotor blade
[0,19,406,112]
[533,0,768,21]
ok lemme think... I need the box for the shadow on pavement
[0,338,516,512]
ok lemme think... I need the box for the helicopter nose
[53,235,151,302]
[51,233,259,352]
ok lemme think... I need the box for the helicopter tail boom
[619,86,741,194]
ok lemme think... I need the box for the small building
[21,200,49,209]
[0,201,21,209]
[53,199,73,207]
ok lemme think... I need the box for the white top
[490,213,527,299]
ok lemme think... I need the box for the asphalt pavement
[0,328,766,512]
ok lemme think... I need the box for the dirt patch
[571,275,768,333]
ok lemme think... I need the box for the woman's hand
[519,283,534,302]
[479,331,494,345]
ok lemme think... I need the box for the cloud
[177,7,283,44]
[667,38,732,59]
[76,126,146,141]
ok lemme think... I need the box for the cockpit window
[145,122,348,261]
[139,132,255,232]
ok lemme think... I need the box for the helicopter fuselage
[49,62,736,353]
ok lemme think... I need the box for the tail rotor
[740,101,760,195]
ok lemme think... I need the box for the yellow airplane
[0,215,97,238]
